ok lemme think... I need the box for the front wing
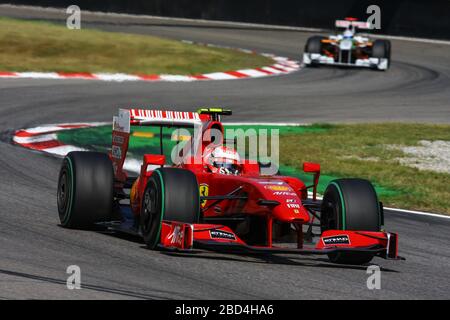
[303,53,389,70]
[159,221,402,260]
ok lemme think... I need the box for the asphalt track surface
[0,6,449,299]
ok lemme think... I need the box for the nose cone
[272,201,310,224]
[256,180,310,223]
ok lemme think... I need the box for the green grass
[0,17,272,74]
[57,123,450,214]
[280,123,450,214]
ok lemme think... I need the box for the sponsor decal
[113,118,126,133]
[273,191,297,196]
[287,203,301,209]
[286,199,296,203]
[112,135,124,144]
[111,145,122,159]
[210,230,236,240]
[265,185,290,191]
[199,183,209,208]
[294,209,300,214]
[258,181,284,185]
[167,225,184,246]
[322,235,351,246]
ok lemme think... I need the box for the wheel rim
[142,186,158,235]
[321,199,337,231]
[57,169,70,220]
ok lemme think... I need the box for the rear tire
[57,151,113,229]
[321,178,381,265]
[140,168,200,249]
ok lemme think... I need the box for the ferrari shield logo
[199,184,209,207]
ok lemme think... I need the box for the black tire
[385,40,391,60]
[304,36,325,54]
[140,168,200,249]
[385,40,392,67]
[57,151,113,229]
[372,39,391,68]
[321,178,381,265]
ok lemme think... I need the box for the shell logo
[264,185,290,191]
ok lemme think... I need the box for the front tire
[321,178,381,265]
[57,151,113,229]
[305,36,325,54]
[304,36,325,67]
[140,168,200,249]
[372,39,391,69]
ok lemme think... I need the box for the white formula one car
[303,18,391,71]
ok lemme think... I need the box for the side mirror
[303,162,320,173]
[144,154,166,166]
[141,154,166,176]
[302,162,321,201]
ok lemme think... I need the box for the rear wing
[113,109,203,133]
[111,108,204,180]
[335,19,371,30]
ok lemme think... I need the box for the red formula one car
[57,108,401,265]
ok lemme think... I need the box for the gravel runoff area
[389,140,450,174]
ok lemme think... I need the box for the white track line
[383,207,450,219]
[306,192,449,219]
[361,33,450,46]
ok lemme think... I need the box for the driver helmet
[204,146,241,175]
[343,29,354,39]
